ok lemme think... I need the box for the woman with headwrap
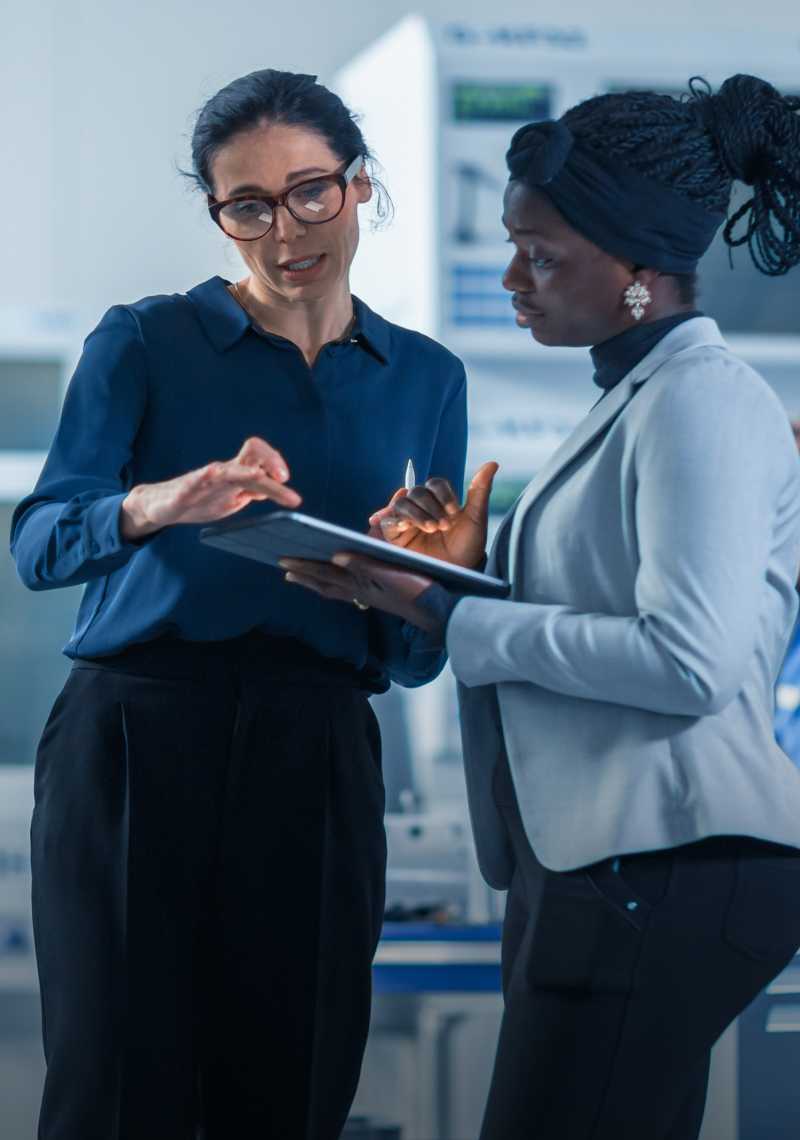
[283,74,800,1139]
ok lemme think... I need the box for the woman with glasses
[284,74,800,1139]
[10,69,467,1140]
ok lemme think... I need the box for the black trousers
[30,634,386,1140]
[481,756,800,1140]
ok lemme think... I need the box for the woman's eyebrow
[501,218,546,237]
[227,167,329,197]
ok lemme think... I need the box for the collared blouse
[10,276,468,690]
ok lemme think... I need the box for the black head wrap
[506,118,725,273]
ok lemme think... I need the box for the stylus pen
[404,459,416,492]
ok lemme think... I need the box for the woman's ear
[354,168,373,205]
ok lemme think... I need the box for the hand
[279,553,442,633]
[367,461,499,569]
[120,436,302,541]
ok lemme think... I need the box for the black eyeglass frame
[207,154,364,240]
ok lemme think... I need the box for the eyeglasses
[208,154,363,241]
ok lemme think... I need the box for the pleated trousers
[30,634,386,1140]
[480,755,800,1140]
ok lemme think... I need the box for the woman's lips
[278,253,327,280]
[513,303,544,327]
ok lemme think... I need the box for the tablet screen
[200,511,510,599]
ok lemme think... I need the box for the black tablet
[199,510,510,598]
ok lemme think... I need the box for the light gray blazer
[447,317,800,883]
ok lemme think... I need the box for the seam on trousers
[586,910,652,1140]
[304,707,333,1140]
[114,700,132,1140]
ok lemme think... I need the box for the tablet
[199,510,510,598]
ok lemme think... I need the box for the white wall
[3,0,800,322]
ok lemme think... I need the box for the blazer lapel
[490,318,728,583]
[506,377,637,576]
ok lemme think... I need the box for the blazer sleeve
[375,362,468,688]
[9,306,151,591]
[447,362,800,716]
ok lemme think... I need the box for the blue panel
[373,964,501,994]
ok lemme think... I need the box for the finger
[331,553,432,596]
[368,487,408,526]
[393,489,450,532]
[464,461,500,520]
[279,559,354,590]
[221,463,302,508]
[283,571,324,595]
[235,436,291,482]
[284,570,355,604]
[178,464,301,510]
[424,477,460,516]
[378,516,416,542]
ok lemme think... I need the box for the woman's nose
[271,204,307,242]
[502,255,533,294]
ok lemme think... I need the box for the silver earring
[623,280,652,321]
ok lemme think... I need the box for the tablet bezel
[199,510,510,598]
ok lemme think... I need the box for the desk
[374,922,502,994]
[366,924,503,1139]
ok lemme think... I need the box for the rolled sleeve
[10,307,151,590]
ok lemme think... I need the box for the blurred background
[2,2,800,1137]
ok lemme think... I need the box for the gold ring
[352,598,370,611]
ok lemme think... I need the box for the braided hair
[553,74,800,277]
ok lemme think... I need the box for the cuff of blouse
[413,553,488,649]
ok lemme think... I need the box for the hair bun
[690,73,800,275]
[692,73,792,185]
[506,120,574,185]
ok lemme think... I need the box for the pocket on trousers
[722,846,800,962]
[527,868,644,994]
[585,861,652,935]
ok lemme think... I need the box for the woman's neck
[233,277,355,366]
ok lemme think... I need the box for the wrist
[411,582,459,642]
[120,485,162,542]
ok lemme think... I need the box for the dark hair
[185,68,391,223]
[554,74,800,277]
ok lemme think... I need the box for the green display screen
[452,82,552,123]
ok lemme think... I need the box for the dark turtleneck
[591,311,703,392]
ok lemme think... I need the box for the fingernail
[276,467,289,481]
[332,554,351,567]
[285,572,296,582]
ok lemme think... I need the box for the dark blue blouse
[10,276,468,689]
